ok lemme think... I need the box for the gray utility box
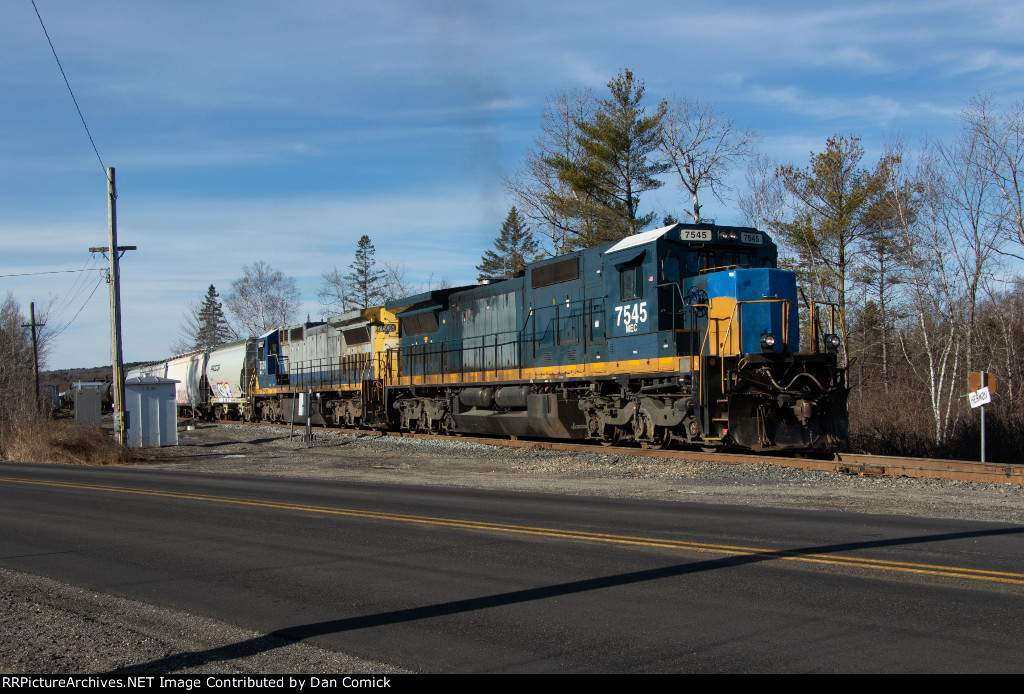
[124,376,179,447]
[72,382,105,428]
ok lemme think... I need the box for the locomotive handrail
[285,353,374,390]
[524,297,590,351]
[692,298,791,411]
[711,298,791,357]
[808,300,847,357]
[698,263,750,274]
[392,329,524,386]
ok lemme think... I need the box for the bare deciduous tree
[931,124,1007,377]
[317,265,349,318]
[893,148,963,447]
[0,294,45,424]
[737,152,785,231]
[505,87,595,257]
[961,93,1024,251]
[224,261,300,337]
[658,95,758,223]
[381,262,413,302]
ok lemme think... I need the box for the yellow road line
[3,475,1022,587]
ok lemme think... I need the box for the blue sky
[3,0,1022,369]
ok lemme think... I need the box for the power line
[31,0,107,180]
[46,255,103,322]
[47,272,106,340]
[0,267,106,279]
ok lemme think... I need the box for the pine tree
[773,135,898,318]
[476,207,540,280]
[345,235,386,309]
[547,69,667,246]
[195,285,234,350]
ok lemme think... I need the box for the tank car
[382,222,848,451]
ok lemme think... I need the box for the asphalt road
[1,462,1022,673]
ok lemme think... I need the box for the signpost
[968,372,996,463]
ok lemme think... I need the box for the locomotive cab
[590,223,847,450]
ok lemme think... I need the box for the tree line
[171,71,1024,462]
[172,235,447,353]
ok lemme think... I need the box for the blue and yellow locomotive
[383,222,848,451]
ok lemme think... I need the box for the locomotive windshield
[660,245,774,279]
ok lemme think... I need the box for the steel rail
[233,420,1024,486]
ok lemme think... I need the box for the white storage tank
[124,376,179,447]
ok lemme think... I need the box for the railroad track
[240,419,1024,486]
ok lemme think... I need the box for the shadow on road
[110,524,1024,673]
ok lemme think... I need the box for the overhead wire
[28,1,118,344]
[45,256,104,325]
[47,272,106,340]
[49,255,102,319]
[30,0,108,180]
[0,267,105,279]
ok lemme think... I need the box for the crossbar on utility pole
[89,167,136,445]
[21,302,45,412]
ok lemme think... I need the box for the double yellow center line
[3,475,1022,587]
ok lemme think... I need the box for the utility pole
[89,167,136,444]
[21,302,44,412]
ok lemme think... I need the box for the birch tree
[893,149,964,446]
[225,261,300,337]
[962,93,1024,251]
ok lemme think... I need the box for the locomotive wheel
[651,426,671,450]
[599,426,623,447]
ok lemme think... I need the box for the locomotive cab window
[689,251,717,273]
[721,251,752,268]
[619,265,643,301]
[661,254,680,283]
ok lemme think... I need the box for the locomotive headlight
[824,333,841,353]
[760,333,776,353]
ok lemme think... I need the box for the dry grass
[0,416,134,465]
